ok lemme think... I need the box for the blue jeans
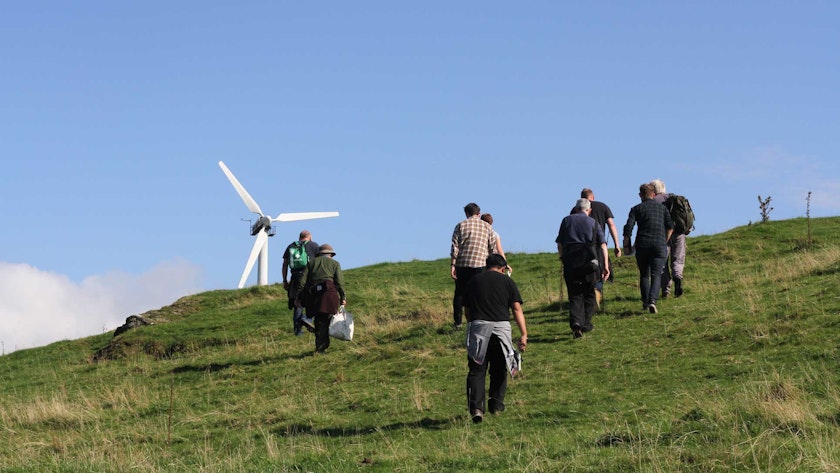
[635,245,668,306]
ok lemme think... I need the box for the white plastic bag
[329,306,354,341]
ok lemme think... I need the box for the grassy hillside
[2,217,839,472]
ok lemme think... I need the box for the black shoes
[488,399,506,414]
[471,409,484,423]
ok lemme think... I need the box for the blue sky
[2,2,838,352]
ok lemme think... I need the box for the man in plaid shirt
[623,183,674,314]
[451,203,497,329]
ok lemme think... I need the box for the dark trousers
[288,273,306,334]
[466,334,507,414]
[453,266,483,326]
[635,245,668,306]
[566,276,596,331]
[314,313,333,353]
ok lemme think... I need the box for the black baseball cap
[485,254,508,268]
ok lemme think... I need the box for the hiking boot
[301,317,315,333]
[471,409,484,423]
[648,303,658,314]
[572,324,583,339]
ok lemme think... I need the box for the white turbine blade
[238,231,268,288]
[218,161,264,216]
[273,211,339,222]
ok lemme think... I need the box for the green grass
[2,217,840,472]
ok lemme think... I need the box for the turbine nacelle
[250,216,273,236]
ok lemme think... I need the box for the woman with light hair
[481,213,512,275]
[650,179,667,196]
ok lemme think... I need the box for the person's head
[485,254,508,272]
[464,202,481,217]
[574,198,592,214]
[480,213,494,225]
[299,230,311,241]
[316,243,336,257]
[580,188,594,201]
[639,183,655,200]
[650,179,667,195]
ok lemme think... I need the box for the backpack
[288,241,309,270]
[665,194,695,235]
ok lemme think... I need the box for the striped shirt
[623,199,674,248]
[451,216,497,268]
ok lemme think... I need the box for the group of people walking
[275,182,690,423]
[557,180,690,337]
[281,230,346,355]
[450,179,692,422]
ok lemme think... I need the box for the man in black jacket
[623,184,674,314]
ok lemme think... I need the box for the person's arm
[334,262,346,305]
[281,259,290,289]
[600,242,610,280]
[623,211,636,254]
[664,208,675,243]
[556,241,563,259]
[495,237,506,260]
[450,225,460,279]
[511,301,527,351]
[495,236,512,273]
[607,218,622,257]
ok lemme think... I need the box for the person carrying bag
[295,244,346,354]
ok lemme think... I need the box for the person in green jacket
[296,244,346,354]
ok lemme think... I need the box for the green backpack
[288,241,309,270]
[665,194,695,235]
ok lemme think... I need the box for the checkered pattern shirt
[451,216,497,268]
[623,199,674,248]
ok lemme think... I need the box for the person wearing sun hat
[295,243,346,354]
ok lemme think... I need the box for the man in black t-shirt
[463,254,528,423]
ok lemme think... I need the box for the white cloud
[0,259,203,355]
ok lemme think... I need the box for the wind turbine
[218,161,339,288]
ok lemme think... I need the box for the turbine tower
[218,161,339,288]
